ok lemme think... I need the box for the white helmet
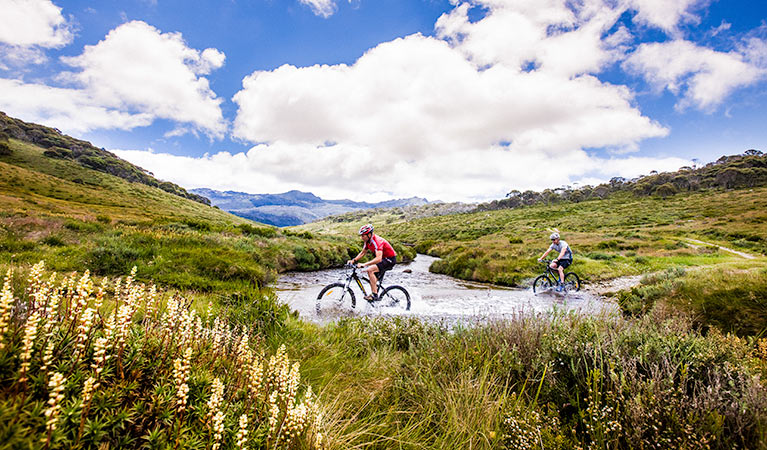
[550,232,560,240]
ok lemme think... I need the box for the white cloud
[0,78,154,133]
[298,0,337,18]
[624,39,767,111]
[0,21,227,137]
[628,0,705,34]
[229,0,672,200]
[0,0,73,68]
[59,21,226,137]
[0,0,73,48]
[113,145,688,202]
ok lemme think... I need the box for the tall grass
[280,313,767,449]
[0,262,322,449]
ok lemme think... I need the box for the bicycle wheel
[533,275,553,293]
[316,283,355,314]
[379,285,411,311]
[563,272,581,292]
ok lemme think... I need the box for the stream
[275,254,620,324]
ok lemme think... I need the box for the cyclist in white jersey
[538,232,573,292]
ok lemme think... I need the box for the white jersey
[549,240,572,260]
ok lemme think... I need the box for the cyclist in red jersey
[347,224,397,301]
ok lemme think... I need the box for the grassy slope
[0,139,241,224]
[0,138,357,297]
[301,187,767,285]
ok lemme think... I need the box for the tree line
[477,150,767,211]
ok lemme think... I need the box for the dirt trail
[684,238,757,260]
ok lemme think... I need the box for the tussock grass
[273,313,767,449]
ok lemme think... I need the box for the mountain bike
[533,259,581,294]
[316,264,411,314]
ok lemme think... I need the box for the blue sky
[1,0,766,201]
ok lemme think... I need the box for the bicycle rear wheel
[316,282,355,314]
[563,272,580,292]
[379,285,411,311]
[533,275,553,293]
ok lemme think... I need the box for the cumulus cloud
[0,0,73,48]
[60,21,226,137]
[298,0,337,18]
[0,21,227,136]
[624,39,767,111]
[628,0,706,34]
[229,0,674,200]
[0,0,73,67]
[113,145,689,202]
[0,79,154,133]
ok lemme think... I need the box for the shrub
[293,246,319,271]
[237,223,278,238]
[182,219,212,232]
[88,235,156,275]
[41,235,66,247]
[0,141,11,156]
[64,220,103,232]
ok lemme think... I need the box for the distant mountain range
[191,188,431,226]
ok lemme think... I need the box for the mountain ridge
[191,188,432,226]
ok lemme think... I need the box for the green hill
[0,119,356,295]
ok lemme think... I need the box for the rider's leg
[366,265,380,295]
[549,261,559,282]
[557,265,565,283]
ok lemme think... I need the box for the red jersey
[364,234,397,258]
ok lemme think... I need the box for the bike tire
[564,272,581,292]
[533,275,553,294]
[316,282,355,314]
[379,285,411,311]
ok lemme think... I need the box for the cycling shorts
[376,256,396,273]
[554,259,572,269]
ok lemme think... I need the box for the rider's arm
[363,250,383,266]
[556,244,568,261]
[539,248,552,261]
[349,248,367,264]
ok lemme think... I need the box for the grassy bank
[616,262,767,336]
[300,187,767,287]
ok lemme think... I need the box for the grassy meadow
[2,122,767,449]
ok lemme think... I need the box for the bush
[0,141,11,156]
[237,223,278,238]
[64,220,103,232]
[182,219,212,232]
[293,246,319,271]
[88,236,154,275]
[41,235,66,247]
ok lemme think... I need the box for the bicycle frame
[343,266,383,298]
[541,260,563,282]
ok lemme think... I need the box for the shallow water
[275,254,619,324]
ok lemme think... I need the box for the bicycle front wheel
[563,272,581,292]
[379,285,411,311]
[316,282,355,314]
[533,275,553,294]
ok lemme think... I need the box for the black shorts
[554,259,572,269]
[376,256,396,273]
